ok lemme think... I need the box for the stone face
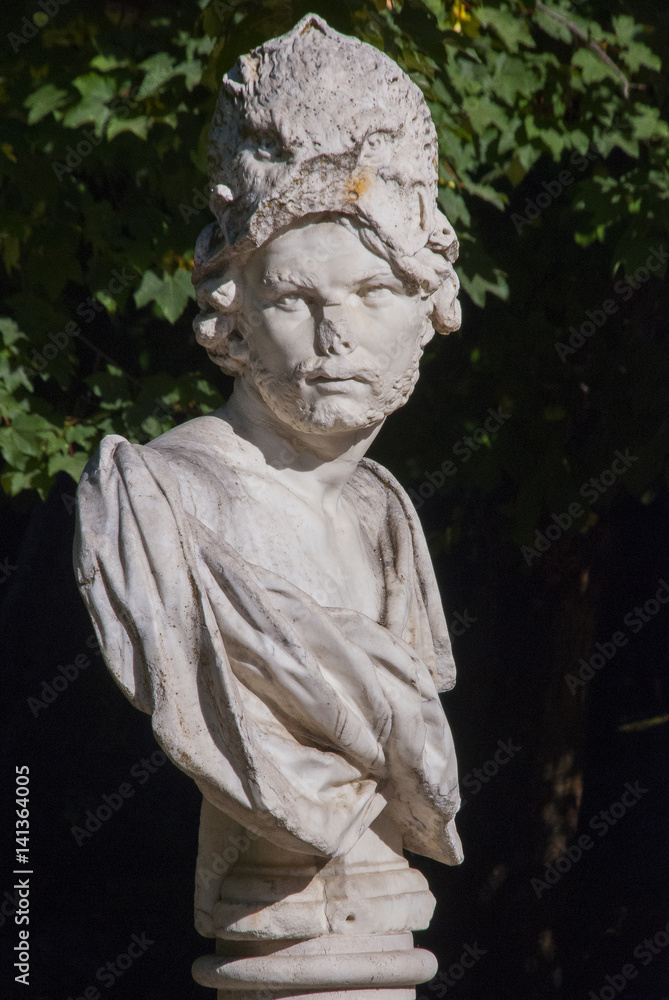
[74,13,463,997]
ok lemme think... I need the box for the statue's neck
[217,380,384,516]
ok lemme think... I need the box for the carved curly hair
[192,212,461,377]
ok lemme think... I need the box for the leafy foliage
[0,0,668,564]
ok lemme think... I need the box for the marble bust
[74,14,463,997]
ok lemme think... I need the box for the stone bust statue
[74,14,463,997]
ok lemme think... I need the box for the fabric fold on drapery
[74,426,462,866]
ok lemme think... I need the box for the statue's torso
[75,416,461,865]
[149,415,385,621]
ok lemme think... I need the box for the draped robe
[74,416,462,896]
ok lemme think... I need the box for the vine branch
[535,1,632,99]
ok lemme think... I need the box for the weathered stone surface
[74,13,463,997]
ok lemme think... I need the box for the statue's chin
[254,379,419,436]
[276,401,385,435]
[248,356,422,437]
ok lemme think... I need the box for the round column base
[192,932,437,999]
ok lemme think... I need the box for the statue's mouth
[308,374,354,384]
[305,370,373,386]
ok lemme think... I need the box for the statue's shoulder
[80,417,241,518]
[147,413,254,483]
[147,413,237,463]
[351,457,415,512]
[347,458,422,543]
[145,415,257,518]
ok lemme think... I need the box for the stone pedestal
[192,813,438,998]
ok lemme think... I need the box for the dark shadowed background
[1,1,669,998]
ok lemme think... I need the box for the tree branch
[535,1,631,99]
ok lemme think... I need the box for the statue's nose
[315,305,357,356]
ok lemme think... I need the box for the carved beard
[245,339,425,434]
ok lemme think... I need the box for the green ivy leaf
[620,40,661,73]
[23,84,68,125]
[533,6,572,45]
[477,6,535,53]
[107,115,151,141]
[0,317,27,348]
[47,450,89,480]
[178,59,204,91]
[137,53,179,99]
[63,73,117,130]
[492,54,541,104]
[611,14,640,47]
[628,106,669,141]
[89,54,131,72]
[134,268,196,324]
[572,49,619,87]
[1,468,41,497]
[462,96,508,134]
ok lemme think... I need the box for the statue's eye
[360,285,394,302]
[275,293,305,310]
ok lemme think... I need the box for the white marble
[74,13,463,998]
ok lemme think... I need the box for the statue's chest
[191,476,386,620]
